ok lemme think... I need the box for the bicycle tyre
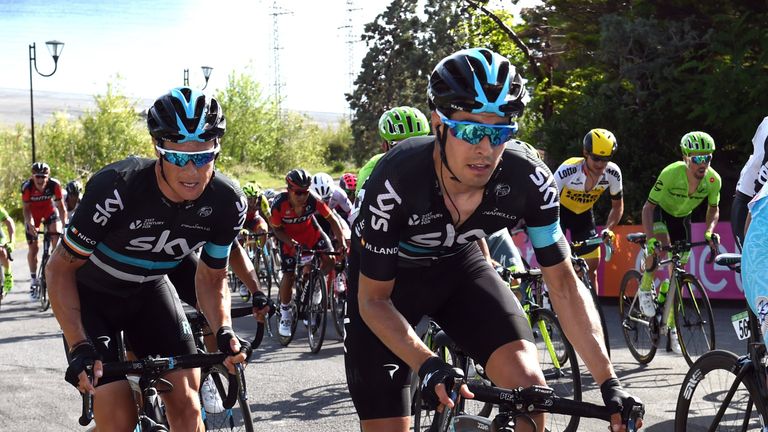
[329,271,347,341]
[619,270,657,364]
[38,254,50,312]
[675,274,716,367]
[530,308,581,432]
[201,367,254,432]
[260,247,273,296]
[582,273,610,358]
[307,270,328,354]
[674,349,765,431]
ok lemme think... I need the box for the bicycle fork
[659,275,678,335]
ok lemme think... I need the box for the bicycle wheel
[581,273,610,358]
[619,270,657,364]
[530,308,581,432]
[676,274,716,367]
[306,271,328,354]
[38,255,50,312]
[674,350,765,431]
[201,367,254,432]
[329,270,347,341]
[259,247,273,296]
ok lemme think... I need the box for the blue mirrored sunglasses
[438,112,518,147]
[690,154,712,165]
[156,145,220,168]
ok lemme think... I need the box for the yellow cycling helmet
[583,128,617,158]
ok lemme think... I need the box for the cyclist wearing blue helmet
[47,87,251,431]
[344,48,642,432]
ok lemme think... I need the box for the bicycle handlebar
[464,383,644,431]
[79,352,244,426]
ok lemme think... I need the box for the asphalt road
[0,246,749,431]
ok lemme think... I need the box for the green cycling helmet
[378,106,430,143]
[242,182,261,198]
[680,131,715,155]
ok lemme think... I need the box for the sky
[0,0,533,116]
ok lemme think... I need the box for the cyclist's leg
[25,219,40,281]
[278,242,297,305]
[345,251,417,432]
[48,214,63,250]
[730,190,751,251]
[567,209,601,291]
[78,285,140,430]
[128,279,202,431]
[432,245,541,432]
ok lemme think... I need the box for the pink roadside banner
[512,221,743,300]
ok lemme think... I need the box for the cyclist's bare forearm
[704,205,719,235]
[358,274,434,371]
[641,201,656,240]
[605,198,623,231]
[56,200,68,231]
[47,246,89,346]
[195,261,231,332]
[541,259,614,385]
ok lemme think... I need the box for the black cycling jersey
[62,157,247,297]
[353,136,568,281]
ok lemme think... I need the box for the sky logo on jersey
[92,189,124,227]
[234,196,247,230]
[369,180,402,232]
[126,229,206,258]
[529,166,558,210]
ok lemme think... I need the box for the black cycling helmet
[428,47,529,118]
[31,162,50,175]
[147,86,226,144]
[65,180,83,196]
[285,169,312,190]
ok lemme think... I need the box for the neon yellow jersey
[356,153,385,196]
[0,207,8,241]
[554,157,623,214]
[648,161,721,217]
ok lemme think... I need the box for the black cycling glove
[251,292,273,311]
[65,342,100,388]
[216,326,253,362]
[600,377,644,421]
[417,356,465,410]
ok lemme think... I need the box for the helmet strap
[437,124,462,184]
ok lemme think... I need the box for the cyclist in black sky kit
[47,86,251,431]
[344,48,643,432]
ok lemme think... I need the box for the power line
[338,0,360,120]
[270,0,292,120]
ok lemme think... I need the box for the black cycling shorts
[78,278,196,386]
[653,206,691,244]
[344,242,532,420]
[559,206,598,257]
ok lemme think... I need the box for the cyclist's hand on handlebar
[601,377,644,431]
[65,341,102,394]
[3,242,13,254]
[217,326,252,373]
[251,292,274,323]
[418,356,473,411]
[601,228,616,246]
[705,231,720,250]
[25,221,38,237]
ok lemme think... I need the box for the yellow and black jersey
[554,157,622,214]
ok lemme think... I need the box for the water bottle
[657,279,670,304]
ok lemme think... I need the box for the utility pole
[338,0,361,120]
[270,0,292,122]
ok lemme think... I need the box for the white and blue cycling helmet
[147,86,226,144]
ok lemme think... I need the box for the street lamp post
[183,66,214,90]
[29,40,65,164]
